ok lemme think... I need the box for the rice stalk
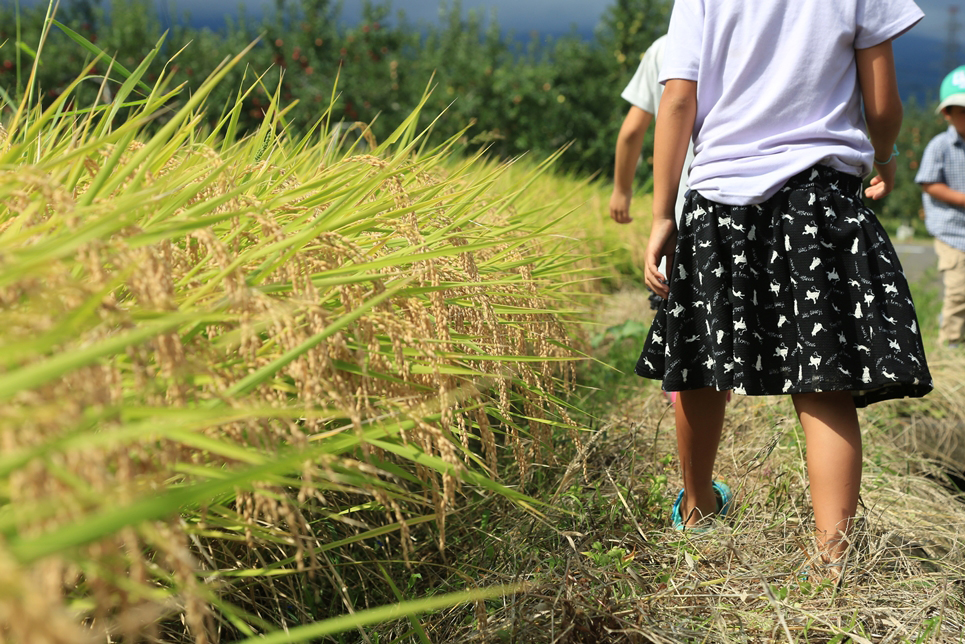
[0,15,591,641]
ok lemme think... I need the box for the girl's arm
[856,40,902,200]
[647,79,696,298]
[610,106,654,224]
[653,80,697,223]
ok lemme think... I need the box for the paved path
[894,240,941,294]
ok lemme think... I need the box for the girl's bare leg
[675,387,729,527]
[791,391,861,563]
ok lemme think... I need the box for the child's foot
[670,481,733,531]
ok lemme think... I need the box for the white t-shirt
[660,0,923,206]
[622,35,695,225]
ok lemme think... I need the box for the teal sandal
[671,481,733,531]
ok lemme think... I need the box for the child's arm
[856,40,902,200]
[647,79,696,299]
[610,106,654,224]
[920,182,965,209]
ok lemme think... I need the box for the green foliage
[916,616,942,643]
[581,540,632,571]
[580,317,657,413]
[879,99,949,235]
[0,0,670,177]
[597,0,673,76]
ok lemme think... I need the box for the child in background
[609,35,688,406]
[915,66,965,348]
[611,35,724,406]
[635,0,933,577]
[609,34,693,232]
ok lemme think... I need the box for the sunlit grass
[0,12,595,641]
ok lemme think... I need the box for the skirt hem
[635,365,932,408]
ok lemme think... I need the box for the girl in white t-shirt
[635,0,933,578]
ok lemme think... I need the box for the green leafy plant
[582,541,632,571]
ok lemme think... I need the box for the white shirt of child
[621,35,696,225]
[660,0,923,206]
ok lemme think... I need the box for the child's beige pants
[936,238,965,346]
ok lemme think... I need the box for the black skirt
[635,165,933,408]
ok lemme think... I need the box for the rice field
[4,12,965,644]
[0,18,606,642]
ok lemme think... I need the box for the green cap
[938,65,965,113]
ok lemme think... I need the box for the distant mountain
[894,32,947,106]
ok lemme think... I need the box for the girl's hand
[645,218,677,299]
[865,159,896,200]
[609,190,633,224]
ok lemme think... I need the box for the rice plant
[0,12,593,642]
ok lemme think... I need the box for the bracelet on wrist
[874,143,899,165]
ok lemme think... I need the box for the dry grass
[368,283,965,644]
[886,349,965,469]
[404,377,965,643]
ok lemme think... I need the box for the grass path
[400,286,965,643]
